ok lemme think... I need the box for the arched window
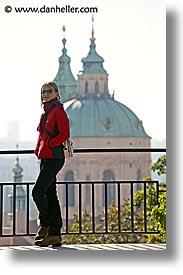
[95,81,99,93]
[85,82,88,94]
[85,175,91,206]
[85,184,91,205]
[136,169,142,190]
[137,169,141,180]
[102,170,115,206]
[104,83,106,93]
[64,171,75,207]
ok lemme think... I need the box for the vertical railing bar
[26,183,29,236]
[144,181,147,233]
[12,183,16,235]
[104,182,108,233]
[117,182,121,233]
[79,183,82,233]
[65,183,69,234]
[92,183,95,233]
[156,181,159,205]
[156,181,160,232]
[130,182,134,232]
[0,184,3,237]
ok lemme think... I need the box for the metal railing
[0,148,166,239]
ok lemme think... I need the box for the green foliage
[151,155,166,175]
[151,192,166,240]
[145,154,166,243]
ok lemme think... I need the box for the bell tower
[54,26,77,102]
[78,16,109,99]
[9,145,25,212]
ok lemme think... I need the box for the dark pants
[32,158,65,236]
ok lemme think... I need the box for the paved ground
[0,243,166,251]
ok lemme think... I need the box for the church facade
[54,26,151,218]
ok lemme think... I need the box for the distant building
[54,33,77,103]
[54,23,151,219]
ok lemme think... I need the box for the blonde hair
[41,81,61,105]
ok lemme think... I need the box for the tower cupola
[9,144,26,212]
[81,17,107,75]
[12,145,23,183]
[78,17,109,99]
[54,26,77,102]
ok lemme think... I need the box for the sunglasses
[41,89,54,94]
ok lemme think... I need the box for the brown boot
[34,226,49,242]
[35,235,62,247]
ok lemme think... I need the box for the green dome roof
[65,98,149,138]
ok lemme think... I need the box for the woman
[32,81,70,247]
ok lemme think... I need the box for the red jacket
[34,106,70,159]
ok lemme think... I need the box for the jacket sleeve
[34,114,44,156]
[48,108,70,148]
[34,134,41,157]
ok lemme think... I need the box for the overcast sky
[0,0,165,142]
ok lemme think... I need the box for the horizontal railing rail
[0,148,166,240]
[0,148,166,155]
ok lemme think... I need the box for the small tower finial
[90,15,96,42]
[16,144,19,162]
[62,25,66,47]
[62,25,66,36]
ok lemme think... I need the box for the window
[137,169,141,180]
[95,81,99,93]
[64,171,75,207]
[85,184,91,205]
[136,169,142,190]
[85,82,88,94]
[102,170,116,206]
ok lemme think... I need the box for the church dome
[65,97,149,138]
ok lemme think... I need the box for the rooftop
[66,98,150,138]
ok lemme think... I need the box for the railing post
[144,182,147,233]
[0,184,3,237]
[117,182,121,232]
[91,182,95,233]
[78,183,82,233]
[65,183,69,234]
[12,184,16,235]
[104,182,108,233]
[130,182,134,232]
[26,184,30,236]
